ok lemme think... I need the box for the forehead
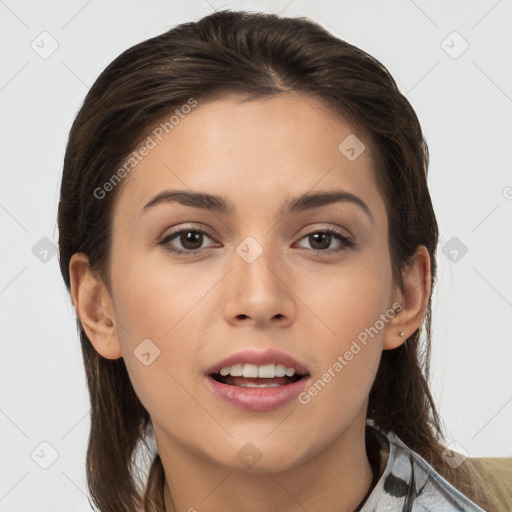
[112,92,386,224]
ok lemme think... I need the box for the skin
[70,92,430,512]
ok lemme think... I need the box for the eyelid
[295,222,353,240]
[159,224,218,244]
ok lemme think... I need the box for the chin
[215,442,310,474]
[235,456,306,475]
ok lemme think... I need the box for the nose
[223,239,296,328]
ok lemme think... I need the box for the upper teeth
[219,364,296,378]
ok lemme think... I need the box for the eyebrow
[143,189,373,223]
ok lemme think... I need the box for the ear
[69,253,123,359]
[383,245,431,350]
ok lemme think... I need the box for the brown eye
[296,228,355,254]
[308,232,332,251]
[159,228,217,255]
[177,231,204,251]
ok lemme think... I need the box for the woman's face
[107,92,400,472]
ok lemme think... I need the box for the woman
[57,9,501,511]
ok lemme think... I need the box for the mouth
[206,370,310,411]
[210,368,306,388]
[205,348,310,388]
[204,350,311,411]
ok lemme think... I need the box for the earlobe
[383,245,431,350]
[69,253,123,359]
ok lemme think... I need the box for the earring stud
[399,331,405,337]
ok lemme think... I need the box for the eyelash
[158,226,355,257]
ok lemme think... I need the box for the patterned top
[356,424,485,511]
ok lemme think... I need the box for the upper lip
[205,348,310,376]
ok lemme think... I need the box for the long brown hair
[58,10,499,511]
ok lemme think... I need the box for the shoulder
[361,426,486,511]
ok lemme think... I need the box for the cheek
[295,252,392,413]
[297,289,386,441]
[301,254,393,345]
[111,254,197,341]
[115,295,203,432]
[110,252,229,420]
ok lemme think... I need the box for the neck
[158,413,374,512]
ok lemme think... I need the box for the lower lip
[205,375,309,412]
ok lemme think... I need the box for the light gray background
[1,0,511,510]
